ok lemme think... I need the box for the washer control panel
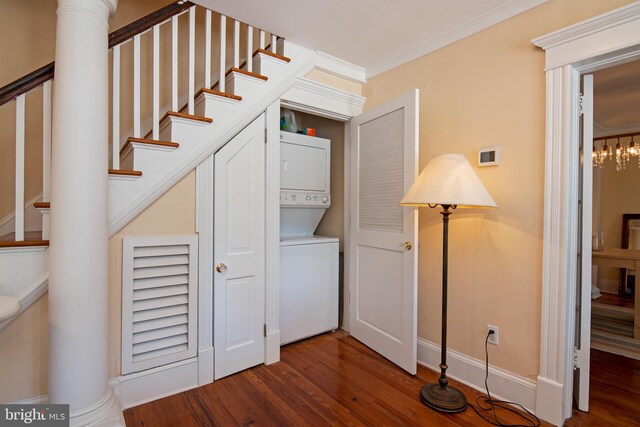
[280,191,331,207]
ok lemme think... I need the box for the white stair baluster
[205,9,212,88]
[112,45,120,169]
[153,25,160,140]
[43,80,52,202]
[271,34,276,53]
[246,25,253,73]
[15,94,25,241]
[233,19,240,69]
[259,30,265,49]
[188,6,195,115]
[171,15,178,112]
[219,14,226,93]
[133,34,141,138]
[42,81,52,240]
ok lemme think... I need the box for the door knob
[216,263,228,273]
[403,241,413,251]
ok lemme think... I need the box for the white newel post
[49,0,123,425]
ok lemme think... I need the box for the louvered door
[121,235,198,375]
[348,89,419,374]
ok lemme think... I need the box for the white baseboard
[417,338,537,412]
[198,347,214,386]
[265,330,281,365]
[113,357,199,409]
[535,376,564,426]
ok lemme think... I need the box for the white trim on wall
[265,100,281,364]
[532,2,640,425]
[417,339,537,412]
[281,77,365,122]
[315,51,367,83]
[366,0,549,79]
[196,155,215,385]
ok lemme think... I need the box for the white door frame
[532,3,640,425]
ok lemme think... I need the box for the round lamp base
[420,383,468,414]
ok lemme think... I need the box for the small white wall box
[478,146,500,166]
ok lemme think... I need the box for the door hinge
[265,128,268,143]
[579,94,584,116]
[573,347,579,370]
[264,324,267,337]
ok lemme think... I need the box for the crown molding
[315,51,366,83]
[532,1,640,70]
[366,0,549,79]
[532,1,640,50]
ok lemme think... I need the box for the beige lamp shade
[400,153,497,208]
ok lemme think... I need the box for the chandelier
[593,131,640,171]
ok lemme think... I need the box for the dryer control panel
[280,191,331,207]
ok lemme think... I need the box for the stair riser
[121,142,178,171]
[225,72,267,99]
[252,53,288,78]
[194,94,241,124]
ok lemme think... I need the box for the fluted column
[49,0,122,425]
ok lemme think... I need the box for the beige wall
[0,294,48,402]
[362,0,635,380]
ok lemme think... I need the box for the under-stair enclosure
[0,1,313,325]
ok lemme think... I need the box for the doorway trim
[532,3,640,425]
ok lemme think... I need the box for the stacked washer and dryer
[279,131,339,345]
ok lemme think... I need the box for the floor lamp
[400,153,497,413]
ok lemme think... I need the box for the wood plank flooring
[565,349,640,426]
[125,332,549,426]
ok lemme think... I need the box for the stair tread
[161,110,213,124]
[0,240,49,248]
[195,88,242,101]
[0,231,48,248]
[109,169,143,177]
[120,137,180,155]
[34,202,50,209]
[225,67,268,81]
[253,48,291,63]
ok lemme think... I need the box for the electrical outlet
[487,325,499,346]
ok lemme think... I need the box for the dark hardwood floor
[125,332,549,426]
[565,348,640,426]
[125,331,640,426]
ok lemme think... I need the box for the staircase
[0,1,314,326]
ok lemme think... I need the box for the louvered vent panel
[122,235,198,375]
[358,108,405,232]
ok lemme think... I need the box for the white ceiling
[195,0,548,79]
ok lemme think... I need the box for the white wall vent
[122,235,198,375]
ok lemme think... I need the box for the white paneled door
[214,114,266,380]
[349,89,419,374]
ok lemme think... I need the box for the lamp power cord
[468,330,541,427]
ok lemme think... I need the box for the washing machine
[279,131,339,345]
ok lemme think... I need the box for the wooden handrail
[0,62,54,106]
[0,1,194,107]
[108,1,194,48]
